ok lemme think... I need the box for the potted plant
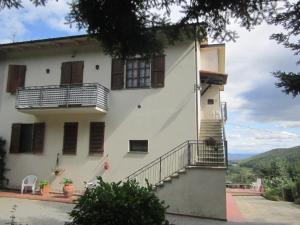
[39,179,50,196]
[62,178,74,197]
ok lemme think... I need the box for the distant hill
[228,153,255,162]
[240,146,300,169]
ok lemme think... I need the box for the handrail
[220,102,228,167]
[127,140,226,187]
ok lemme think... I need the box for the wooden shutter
[32,123,45,154]
[111,59,124,90]
[10,123,21,153]
[61,62,72,85]
[71,61,84,84]
[6,65,26,94]
[151,55,165,88]
[89,122,105,154]
[63,122,78,154]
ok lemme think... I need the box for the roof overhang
[0,35,100,53]
[200,70,228,85]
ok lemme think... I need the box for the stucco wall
[156,167,227,220]
[0,41,199,192]
[200,48,219,72]
[201,85,221,120]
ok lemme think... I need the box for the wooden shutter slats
[7,65,26,94]
[71,61,84,84]
[32,123,45,154]
[111,59,124,90]
[151,55,165,88]
[63,122,78,154]
[10,123,22,153]
[89,122,105,154]
[61,62,72,85]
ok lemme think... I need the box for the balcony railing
[16,83,109,112]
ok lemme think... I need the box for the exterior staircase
[198,120,225,166]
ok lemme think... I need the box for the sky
[0,0,299,155]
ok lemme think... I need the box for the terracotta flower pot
[40,184,50,196]
[63,184,74,197]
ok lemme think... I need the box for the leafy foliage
[67,177,170,225]
[66,0,284,58]
[0,0,49,10]
[0,137,9,188]
[227,164,256,184]
[269,1,300,96]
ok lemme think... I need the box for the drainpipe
[194,28,199,148]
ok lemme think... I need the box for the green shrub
[0,137,9,188]
[282,186,294,202]
[263,189,280,201]
[67,177,170,225]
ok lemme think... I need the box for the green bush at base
[263,189,281,201]
[67,177,170,225]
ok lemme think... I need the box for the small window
[10,123,45,154]
[63,122,78,155]
[129,140,148,152]
[207,99,214,105]
[126,59,151,88]
[89,122,105,154]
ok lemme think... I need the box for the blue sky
[1,0,300,154]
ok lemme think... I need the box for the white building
[0,35,228,220]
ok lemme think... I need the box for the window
[126,59,151,88]
[89,122,105,154]
[10,123,45,154]
[129,140,148,152]
[207,99,214,105]
[6,65,26,94]
[61,61,84,85]
[63,122,78,155]
[111,55,165,90]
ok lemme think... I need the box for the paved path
[1,196,300,225]
[234,196,300,225]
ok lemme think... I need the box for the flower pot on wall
[40,184,50,196]
[63,184,74,197]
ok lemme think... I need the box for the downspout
[194,31,199,146]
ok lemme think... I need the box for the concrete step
[178,168,186,174]
[164,177,172,183]
[171,173,179,178]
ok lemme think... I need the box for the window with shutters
[61,61,84,85]
[126,59,151,88]
[10,123,45,154]
[63,122,78,155]
[6,65,26,94]
[111,55,165,90]
[129,140,148,153]
[89,122,105,154]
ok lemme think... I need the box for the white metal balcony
[16,83,109,115]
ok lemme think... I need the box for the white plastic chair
[21,175,37,194]
[85,180,99,189]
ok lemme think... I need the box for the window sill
[128,151,148,154]
[88,152,104,157]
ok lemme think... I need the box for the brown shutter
[63,122,78,155]
[89,122,105,154]
[10,123,21,153]
[6,65,26,94]
[151,55,165,88]
[32,123,45,154]
[61,62,72,85]
[111,59,124,90]
[71,61,84,84]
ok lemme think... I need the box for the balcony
[16,83,109,115]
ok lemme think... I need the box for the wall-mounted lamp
[95,64,100,70]
[46,68,50,74]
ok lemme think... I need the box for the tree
[66,0,287,58]
[269,1,300,97]
[0,0,48,9]
[0,137,8,188]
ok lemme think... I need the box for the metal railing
[127,141,226,187]
[220,101,228,167]
[16,83,110,111]
[221,102,227,122]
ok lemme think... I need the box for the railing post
[187,142,191,166]
[159,157,162,182]
[224,140,228,168]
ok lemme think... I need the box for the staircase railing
[127,140,226,187]
[220,102,228,167]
